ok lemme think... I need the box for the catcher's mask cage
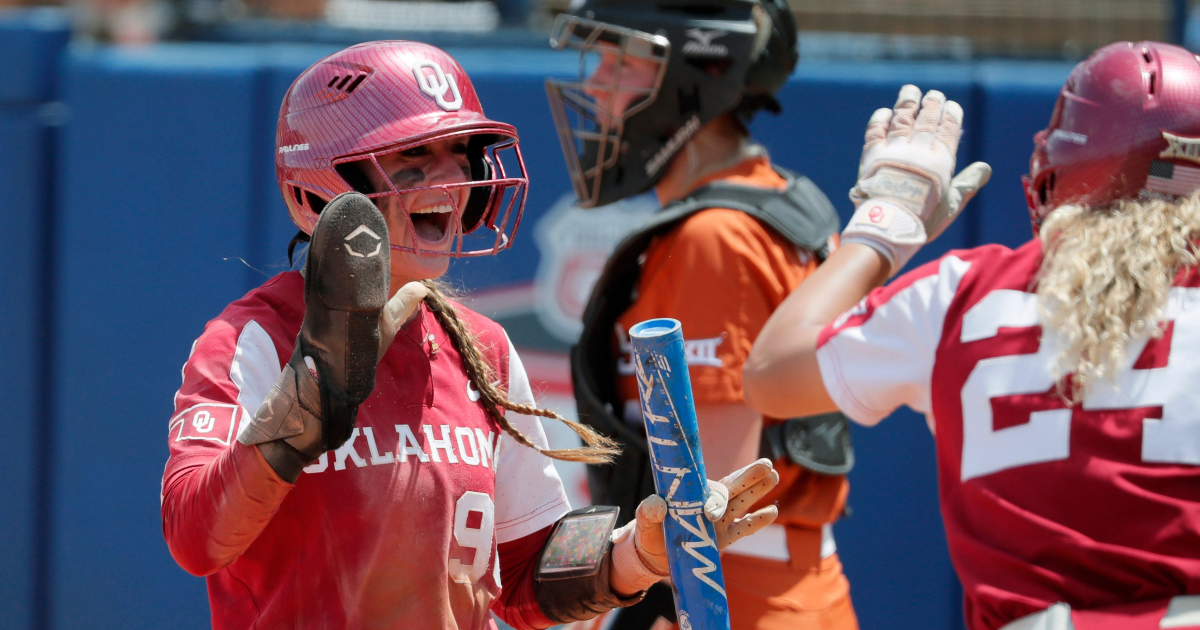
[546,16,669,209]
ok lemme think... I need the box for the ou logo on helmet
[413,61,463,112]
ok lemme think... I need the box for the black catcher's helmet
[546,0,799,208]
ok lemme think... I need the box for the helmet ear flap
[462,135,497,233]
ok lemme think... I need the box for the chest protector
[571,166,853,523]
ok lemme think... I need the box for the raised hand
[842,84,991,274]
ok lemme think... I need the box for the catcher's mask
[546,0,798,208]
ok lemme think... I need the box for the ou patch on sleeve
[171,403,239,447]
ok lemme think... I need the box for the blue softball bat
[628,318,731,630]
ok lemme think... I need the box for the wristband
[841,198,926,274]
[534,506,644,623]
[536,506,618,581]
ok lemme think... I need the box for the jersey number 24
[959,288,1200,481]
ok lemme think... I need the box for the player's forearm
[162,441,292,576]
[744,243,889,418]
[492,527,557,630]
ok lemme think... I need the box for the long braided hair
[421,280,619,464]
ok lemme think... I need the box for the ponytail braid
[421,281,619,464]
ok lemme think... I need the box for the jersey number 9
[450,491,495,584]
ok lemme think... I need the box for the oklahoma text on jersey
[162,271,571,630]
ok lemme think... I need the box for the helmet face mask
[546,0,798,209]
[276,41,529,257]
[330,131,528,257]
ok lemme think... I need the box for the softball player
[548,1,858,628]
[160,41,779,630]
[746,41,1200,630]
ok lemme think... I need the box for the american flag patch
[1145,160,1200,197]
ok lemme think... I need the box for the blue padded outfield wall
[0,10,72,630]
[0,10,1075,630]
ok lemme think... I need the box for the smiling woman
[369,139,471,241]
[159,39,781,630]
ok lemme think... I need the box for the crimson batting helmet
[276,41,528,256]
[1024,41,1200,231]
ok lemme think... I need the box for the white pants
[722,523,837,562]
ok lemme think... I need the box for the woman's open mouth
[410,203,454,245]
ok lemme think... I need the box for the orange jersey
[613,156,848,530]
[608,155,856,629]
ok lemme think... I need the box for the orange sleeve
[618,208,819,405]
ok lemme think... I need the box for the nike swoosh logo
[467,379,502,403]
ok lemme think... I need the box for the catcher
[548,1,858,628]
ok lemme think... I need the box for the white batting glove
[843,84,991,275]
[609,459,780,594]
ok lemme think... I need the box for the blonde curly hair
[1036,192,1200,402]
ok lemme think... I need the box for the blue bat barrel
[628,318,731,630]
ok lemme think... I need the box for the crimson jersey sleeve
[816,253,975,427]
[488,335,576,629]
[491,525,555,630]
[160,315,295,576]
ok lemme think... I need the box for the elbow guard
[533,506,645,623]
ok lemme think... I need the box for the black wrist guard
[257,439,317,484]
[534,506,645,623]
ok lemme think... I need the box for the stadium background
[0,2,1193,629]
